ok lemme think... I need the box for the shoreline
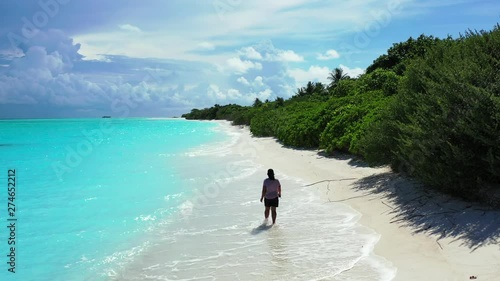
[223,121,500,281]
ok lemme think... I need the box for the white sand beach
[227,122,500,281]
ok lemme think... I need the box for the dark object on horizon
[102,116,111,118]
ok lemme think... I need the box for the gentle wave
[110,140,396,281]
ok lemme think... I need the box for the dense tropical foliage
[183,24,500,206]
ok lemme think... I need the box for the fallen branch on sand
[436,239,443,250]
[381,201,394,210]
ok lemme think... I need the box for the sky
[0,0,498,118]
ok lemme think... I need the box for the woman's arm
[260,185,266,202]
[278,184,281,197]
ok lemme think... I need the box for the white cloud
[119,24,142,32]
[227,88,241,99]
[239,47,263,60]
[287,65,330,86]
[278,50,304,62]
[237,76,266,89]
[239,88,274,104]
[258,88,273,100]
[184,84,198,91]
[279,83,295,97]
[0,30,228,117]
[9,46,65,75]
[207,84,225,99]
[266,50,304,62]
[254,76,264,87]
[206,85,243,101]
[0,49,23,60]
[237,76,250,85]
[2,0,484,118]
[226,57,262,74]
[317,49,340,60]
[339,64,365,78]
[198,42,215,50]
[72,0,420,68]
[249,88,273,102]
[286,64,364,87]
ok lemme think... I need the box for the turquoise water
[0,118,224,281]
[0,118,396,281]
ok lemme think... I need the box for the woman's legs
[271,207,277,224]
[265,206,270,219]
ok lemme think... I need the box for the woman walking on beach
[260,169,281,224]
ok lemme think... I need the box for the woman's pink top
[263,178,280,199]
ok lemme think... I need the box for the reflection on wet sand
[268,225,292,277]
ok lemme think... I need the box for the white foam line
[142,264,160,271]
[185,122,242,157]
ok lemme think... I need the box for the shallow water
[110,123,396,281]
[0,119,396,281]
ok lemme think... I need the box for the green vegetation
[183,24,500,206]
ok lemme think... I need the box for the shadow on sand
[352,172,500,252]
[316,151,372,168]
[251,222,273,235]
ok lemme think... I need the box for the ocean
[0,118,396,281]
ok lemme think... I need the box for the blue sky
[0,0,498,118]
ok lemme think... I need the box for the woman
[260,169,281,224]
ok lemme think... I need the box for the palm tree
[327,67,349,88]
[253,98,263,107]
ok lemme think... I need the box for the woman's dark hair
[267,169,275,180]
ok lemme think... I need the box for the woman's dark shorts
[264,197,279,207]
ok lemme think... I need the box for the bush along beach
[183,24,500,207]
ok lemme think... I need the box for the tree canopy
[182,24,500,206]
